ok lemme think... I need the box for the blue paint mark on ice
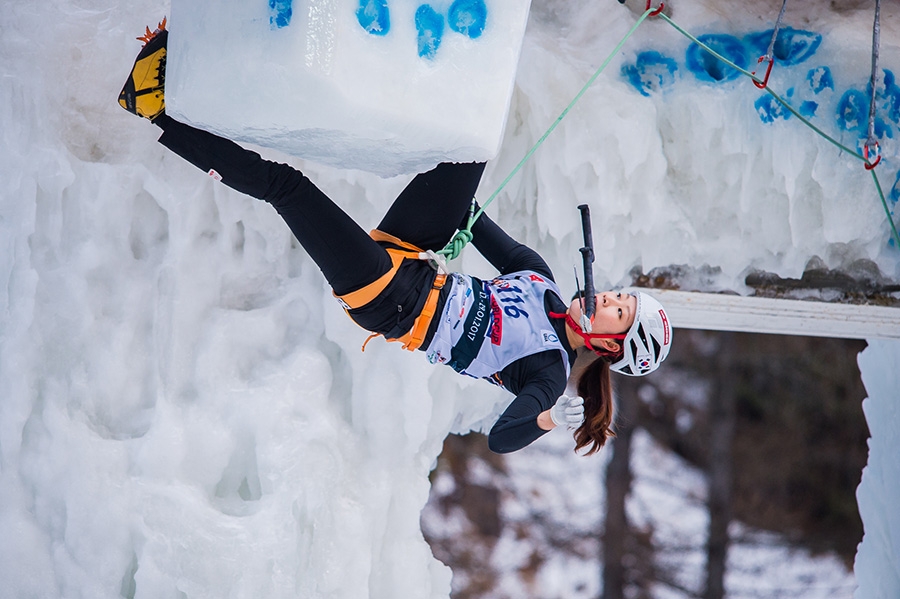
[416,4,444,60]
[807,66,834,94]
[799,100,818,118]
[448,0,487,39]
[875,70,900,125]
[357,0,390,36]
[755,93,792,123]
[871,118,894,144]
[686,34,748,82]
[622,25,899,246]
[269,0,292,29]
[354,0,489,59]
[755,86,819,124]
[837,89,869,132]
[745,28,822,66]
[837,88,893,153]
[890,171,900,205]
[621,51,678,96]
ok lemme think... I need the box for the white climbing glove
[550,394,585,429]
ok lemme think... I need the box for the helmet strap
[549,311,626,357]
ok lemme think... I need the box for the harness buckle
[420,250,451,275]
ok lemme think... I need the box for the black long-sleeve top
[454,212,578,453]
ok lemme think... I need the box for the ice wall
[1,3,501,598]
[166,0,531,176]
[495,0,900,292]
[854,339,900,599]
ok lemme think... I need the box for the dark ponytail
[573,353,617,455]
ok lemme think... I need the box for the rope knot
[440,229,473,261]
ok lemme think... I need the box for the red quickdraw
[645,0,665,16]
[753,55,774,89]
[864,141,882,170]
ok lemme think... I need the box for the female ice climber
[119,23,672,455]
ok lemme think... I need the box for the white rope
[866,0,882,149]
[763,0,789,61]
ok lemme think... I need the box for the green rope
[657,12,900,249]
[871,169,900,249]
[438,7,658,260]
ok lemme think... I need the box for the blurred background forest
[421,326,869,599]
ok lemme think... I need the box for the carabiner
[645,0,665,16]
[753,55,774,89]
[864,141,882,170]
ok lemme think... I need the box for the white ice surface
[1,0,899,597]
[854,339,900,599]
[167,0,531,176]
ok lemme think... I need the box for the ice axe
[576,204,595,332]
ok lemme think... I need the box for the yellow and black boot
[119,19,168,121]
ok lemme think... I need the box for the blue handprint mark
[416,4,444,60]
[837,89,870,132]
[799,100,818,118]
[807,66,834,94]
[269,0,292,29]
[686,34,748,82]
[755,93,792,123]
[357,0,390,35]
[448,0,487,39]
[873,69,900,125]
[353,0,489,60]
[621,51,678,97]
[745,28,822,66]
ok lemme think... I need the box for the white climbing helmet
[610,290,672,376]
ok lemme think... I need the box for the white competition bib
[425,271,570,383]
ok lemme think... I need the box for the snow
[422,422,859,598]
[1,0,899,598]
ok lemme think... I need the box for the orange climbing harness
[334,230,447,352]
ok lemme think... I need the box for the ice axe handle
[577,204,595,320]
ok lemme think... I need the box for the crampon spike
[137,17,167,45]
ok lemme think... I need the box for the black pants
[155,114,486,296]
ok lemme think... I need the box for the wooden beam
[650,290,900,340]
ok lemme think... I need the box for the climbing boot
[119,18,168,121]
